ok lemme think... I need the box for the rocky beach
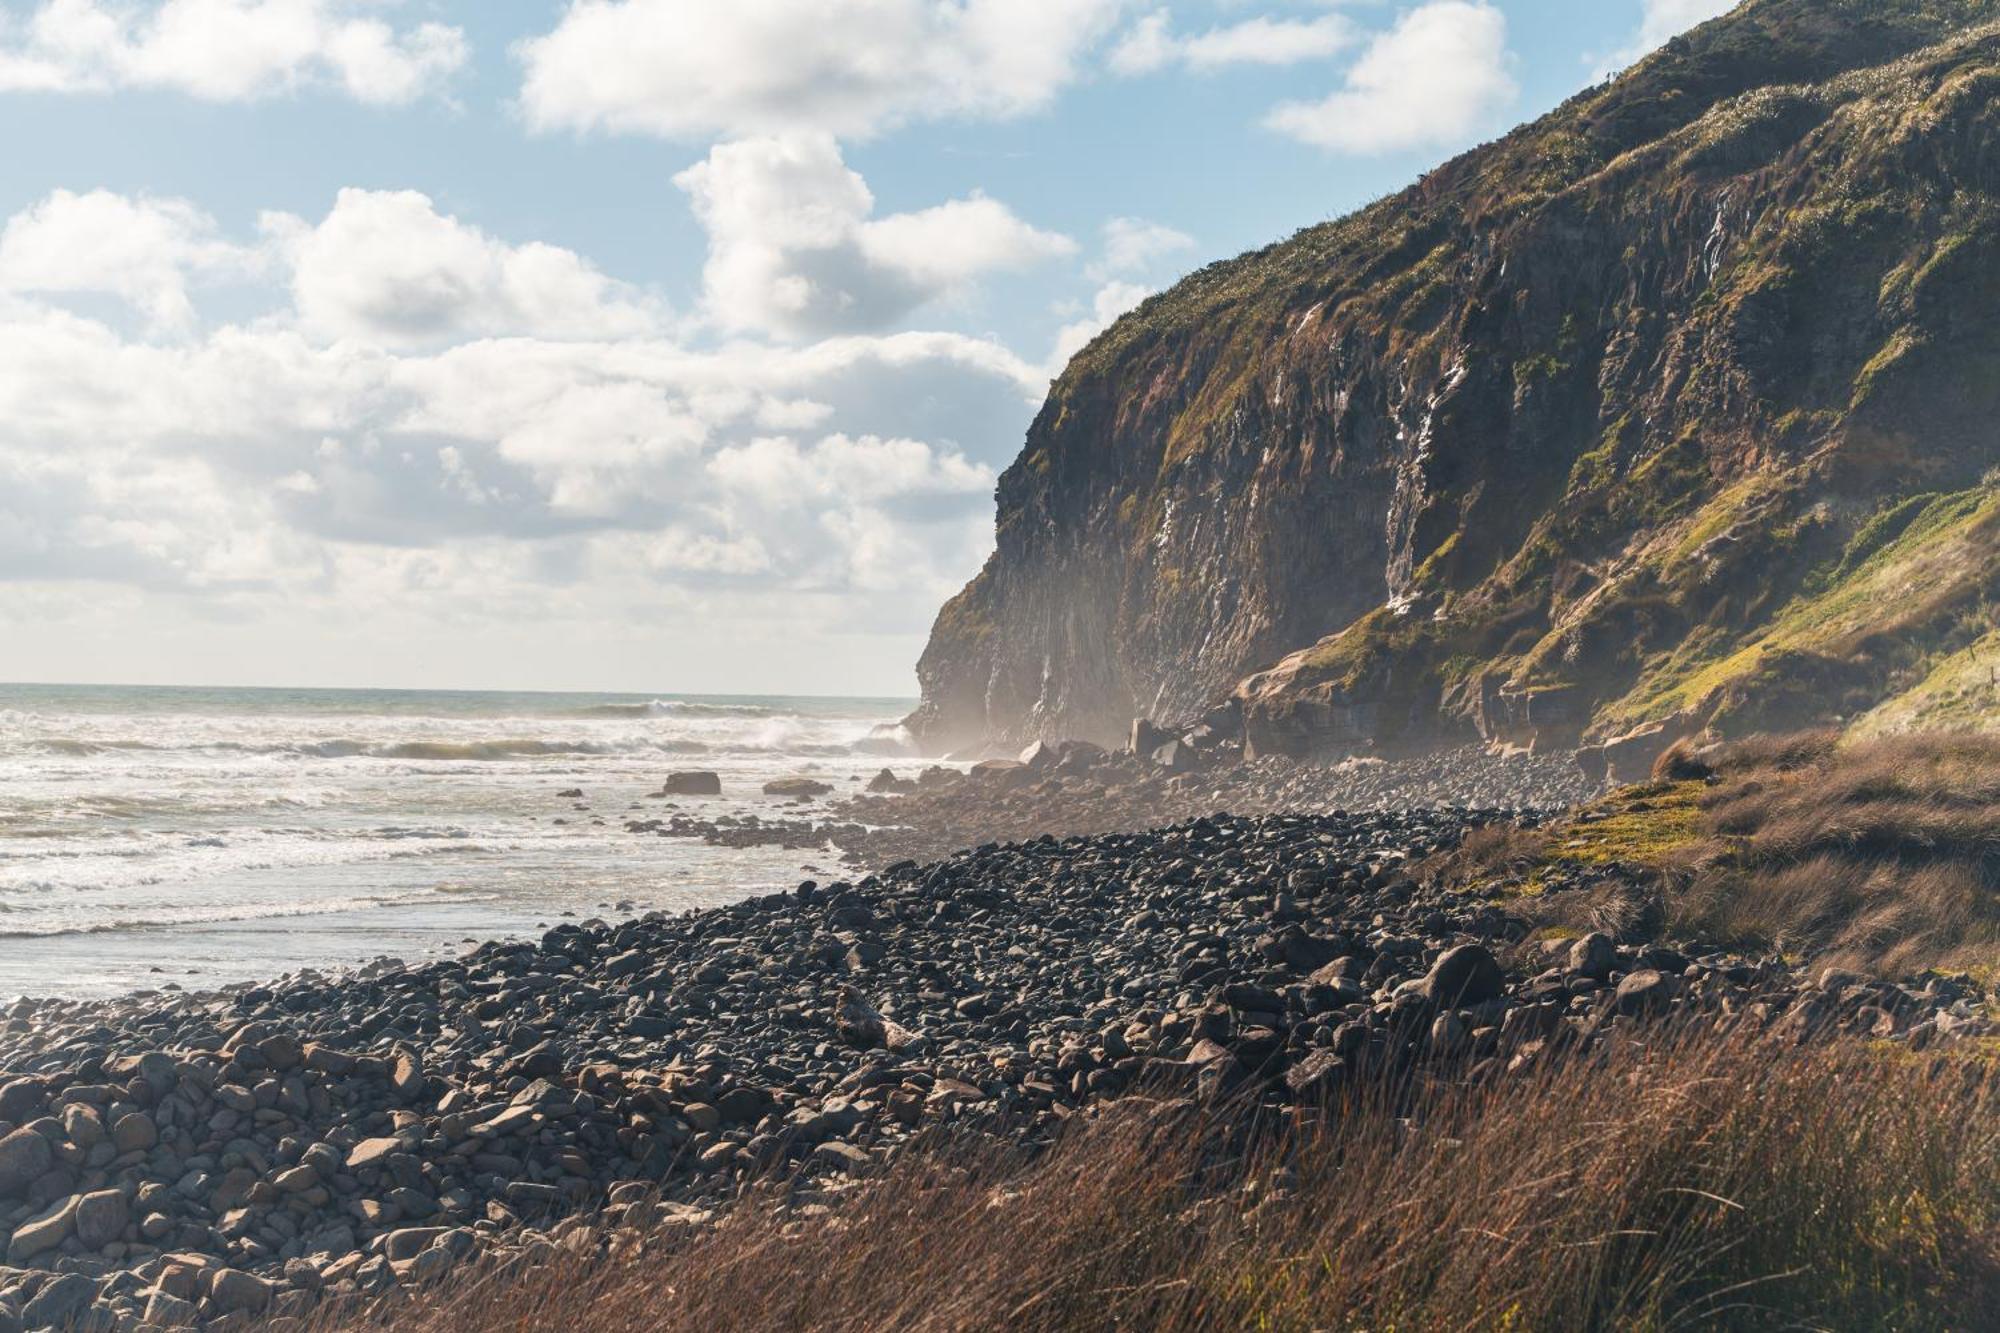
[1,729,1993,1331]
[623,741,1603,870]
[11,0,2000,1328]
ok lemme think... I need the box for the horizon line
[0,679,919,703]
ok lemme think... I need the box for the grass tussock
[1440,732,2000,978]
[318,1036,2000,1333]
[1658,732,2000,976]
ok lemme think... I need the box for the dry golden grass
[1438,732,2000,978]
[1656,733,2000,976]
[311,1034,2000,1333]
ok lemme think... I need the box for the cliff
[910,0,2000,757]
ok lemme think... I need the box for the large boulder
[1615,969,1683,1017]
[968,759,1028,784]
[1569,931,1620,981]
[110,1111,157,1154]
[1017,740,1058,769]
[7,1195,77,1263]
[207,1269,273,1316]
[662,771,722,796]
[0,1127,53,1198]
[73,1189,129,1250]
[1420,944,1506,1007]
[764,777,833,798]
[1150,740,1202,774]
[0,1077,48,1125]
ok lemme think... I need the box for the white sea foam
[0,685,918,998]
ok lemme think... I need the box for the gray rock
[380,1227,451,1262]
[1569,931,1619,980]
[143,1288,198,1329]
[1421,944,1505,1006]
[0,1128,53,1199]
[110,1111,158,1155]
[7,1195,77,1263]
[207,1268,273,1315]
[346,1136,402,1171]
[73,1189,129,1251]
[1615,969,1682,1017]
[763,778,833,798]
[21,1273,96,1329]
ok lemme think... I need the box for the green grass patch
[1546,781,1709,867]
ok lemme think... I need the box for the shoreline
[3,760,1992,1328]
[3,740,1597,1004]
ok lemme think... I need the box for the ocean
[0,683,919,1000]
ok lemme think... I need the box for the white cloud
[0,0,466,104]
[1110,8,1355,75]
[1264,0,1515,154]
[274,188,662,349]
[0,188,1045,688]
[515,0,1128,140]
[1594,0,1737,78]
[1051,279,1151,370]
[0,189,260,335]
[1093,216,1196,278]
[674,134,1075,340]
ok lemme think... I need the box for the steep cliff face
[911,0,2000,756]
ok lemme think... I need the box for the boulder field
[0,808,1989,1329]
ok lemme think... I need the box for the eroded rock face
[911,2,2000,757]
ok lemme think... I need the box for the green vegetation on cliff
[914,0,2000,755]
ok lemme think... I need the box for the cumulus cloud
[0,189,261,335]
[1594,0,1738,78]
[273,188,662,349]
[515,0,1128,140]
[674,134,1075,340]
[0,187,1047,687]
[0,0,466,104]
[1109,8,1356,76]
[1264,0,1515,154]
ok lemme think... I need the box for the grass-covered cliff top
[1063,0,1999,389]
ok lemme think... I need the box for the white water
[0,684,918,999]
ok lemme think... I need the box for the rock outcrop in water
[911,0,2000,756]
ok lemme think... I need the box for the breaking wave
[0,892,454,939]
[18,733,878,761]
[566,700,779,720]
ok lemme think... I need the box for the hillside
[909,0,2000,757]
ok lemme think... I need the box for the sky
[0,0,1738,698]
